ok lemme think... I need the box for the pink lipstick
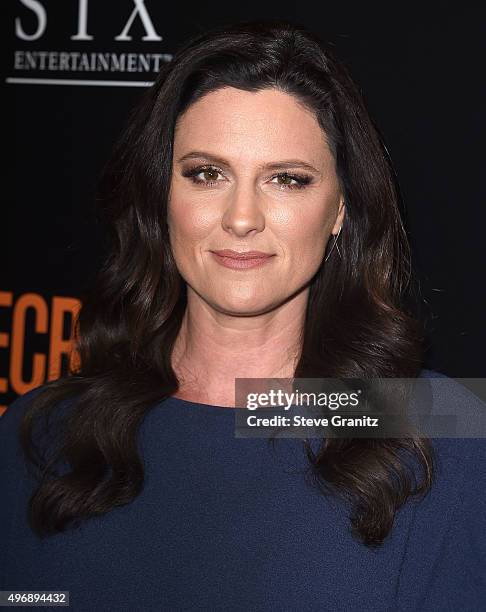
[210,249,275,270]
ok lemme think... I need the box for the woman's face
[168,86,345,315]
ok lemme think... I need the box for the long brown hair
[16,19,434,548]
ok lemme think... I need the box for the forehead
[173,86,333,167]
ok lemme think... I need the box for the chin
[211,295,276,316]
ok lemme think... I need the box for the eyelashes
[181,164,313,190]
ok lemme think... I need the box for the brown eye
[182,165,225,186]
[271,172,312,190]
[202,168,220,181]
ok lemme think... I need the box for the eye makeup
[181,164,313,190]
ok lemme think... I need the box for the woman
[1,19,485,611]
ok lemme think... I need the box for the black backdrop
[3,2,485,413]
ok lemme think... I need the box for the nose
[221,183,266,237]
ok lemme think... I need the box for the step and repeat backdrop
[3,2,485,415]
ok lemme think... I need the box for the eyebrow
[176,151,320,174]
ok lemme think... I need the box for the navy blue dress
[1,370,485,611]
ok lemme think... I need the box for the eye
[182,165,225,187]
[181,165,312,190]
[270,172,312,190]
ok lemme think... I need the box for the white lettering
[14,50,25,69]
[70,0,93,41]
[114,0,162,41]
[15,0,46,41]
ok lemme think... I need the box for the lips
[210,250,273,260]
[210,249,275,270]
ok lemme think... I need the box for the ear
[331,196,346,235]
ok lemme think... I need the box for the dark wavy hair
[16,19,435,548]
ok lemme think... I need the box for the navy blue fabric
[1,370,485,611]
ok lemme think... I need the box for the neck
[171,287,308,406]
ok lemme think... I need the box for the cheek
[272,202,331,264]
[168,197,214,245]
